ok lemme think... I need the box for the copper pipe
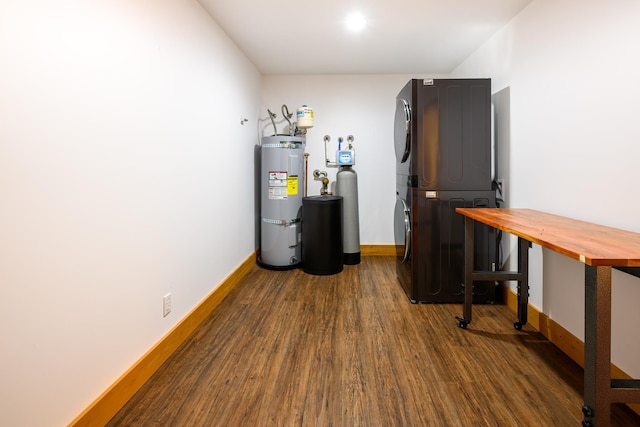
[304,153,310,197]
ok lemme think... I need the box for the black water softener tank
[302,195,343,275]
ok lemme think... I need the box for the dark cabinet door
[414,191,496,303]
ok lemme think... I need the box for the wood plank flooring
[107,257,640,426]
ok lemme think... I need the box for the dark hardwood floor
[108,256,640,426]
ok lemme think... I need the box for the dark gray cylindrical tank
[335,166,361,264]
[302,195,343,275]
[259,135,305,269]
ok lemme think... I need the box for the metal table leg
[514,237,529,330]
[583,265,612,426]
[582,265,640,426]
[457,219,529,330]
[457,217,475,329]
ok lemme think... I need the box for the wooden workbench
[455,208,640,426]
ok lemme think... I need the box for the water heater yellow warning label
[268,171,288,200]
[287,175,298,195]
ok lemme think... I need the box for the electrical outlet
[163,293,172,317]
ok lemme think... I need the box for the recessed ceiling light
[345,12,366,32]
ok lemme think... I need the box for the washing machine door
[394,98,411,163]
[394,196,411,262]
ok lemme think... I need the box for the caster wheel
[456,317,469,329]
[514,322,522,330]
[582,405,594,417]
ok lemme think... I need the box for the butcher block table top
[455,208,640,267]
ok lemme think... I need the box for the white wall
[4,0,639,424]
[0,1,261,425]
[262,74,446,245]
[453,0,640,378]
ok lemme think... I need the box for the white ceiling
[199,0,533,75]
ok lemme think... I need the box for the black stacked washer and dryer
[394,78,497,303]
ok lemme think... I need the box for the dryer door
[394,196,411,262]
[394,98,411,163]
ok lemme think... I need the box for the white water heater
[258,135,306,269]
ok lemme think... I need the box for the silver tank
[335,165,361,264]
[259,135,305,268]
